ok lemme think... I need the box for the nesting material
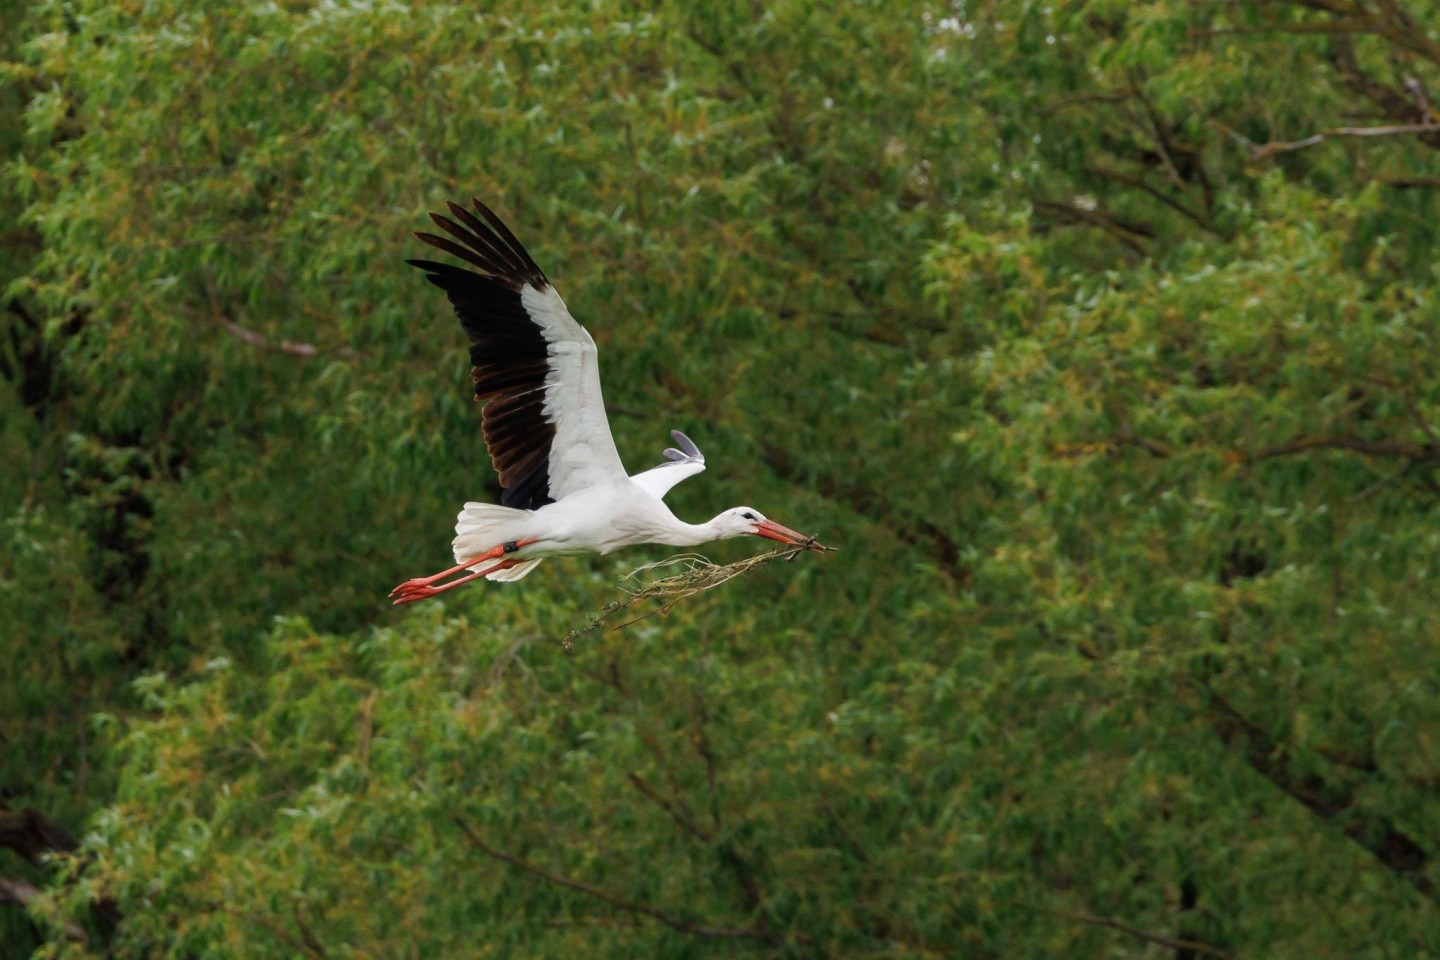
[564,541,834,648]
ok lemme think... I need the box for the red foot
[389,538,539,605]
[389,578,432,599]
[392,583,439,605]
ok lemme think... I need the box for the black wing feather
[406,199,558,511]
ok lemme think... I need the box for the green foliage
[3,0,1440,956]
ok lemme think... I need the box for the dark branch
[1052,432,1437,468]
[1328,36,1430,130]
[0,804,78,865]
[1083,163,1221,234]
[1031,197,1154,258]
[1378,176,1440,188]
[626,772,714,842]
[210,902,329,960]
[1251,435,1438,461]
[761,441,967,582]
[292,903,330,960]
[1056,909,1231,959]
[1205,685,1435,900]
[452,817,780,945]
[0,803,121,935]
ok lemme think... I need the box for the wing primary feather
[471,198,547,283]
[428,213,517,275]
[406,258,475,279]
[414,232,513,281]
[410,197,628,507]
[445,202,528,276]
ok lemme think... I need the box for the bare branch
[215,316,353,360]
[0,877,43,906]
[199,262,351,360]
[0,877,88,942]
[1207,118,1258,151]
[1252,134,1329,157]
[452,817,779,945]
[1249,123,1440,158]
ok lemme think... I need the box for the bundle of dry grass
[564,541,835,648]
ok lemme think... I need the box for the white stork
[390,198,826,605]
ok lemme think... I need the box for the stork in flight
[390,198,826,605]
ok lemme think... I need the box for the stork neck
[654,517,722,547]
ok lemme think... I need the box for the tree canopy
[3,0,1439,956]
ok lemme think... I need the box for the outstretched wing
[408,198,628,509]
[630,430,707,500]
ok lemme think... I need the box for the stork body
[390,198,820,605]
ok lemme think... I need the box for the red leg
[389,538,537,603]
[391,558,522,605]
[388,550,500,598]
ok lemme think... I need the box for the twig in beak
[564,541,835,648]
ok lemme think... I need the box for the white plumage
[390,198,823,604]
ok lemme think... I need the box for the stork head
[715,507,824,550]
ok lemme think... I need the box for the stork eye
[741,511,758,521]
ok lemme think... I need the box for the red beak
[753,519,830,552]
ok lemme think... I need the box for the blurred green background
[3,0,1439,956]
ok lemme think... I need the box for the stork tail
[451,502,548,583]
